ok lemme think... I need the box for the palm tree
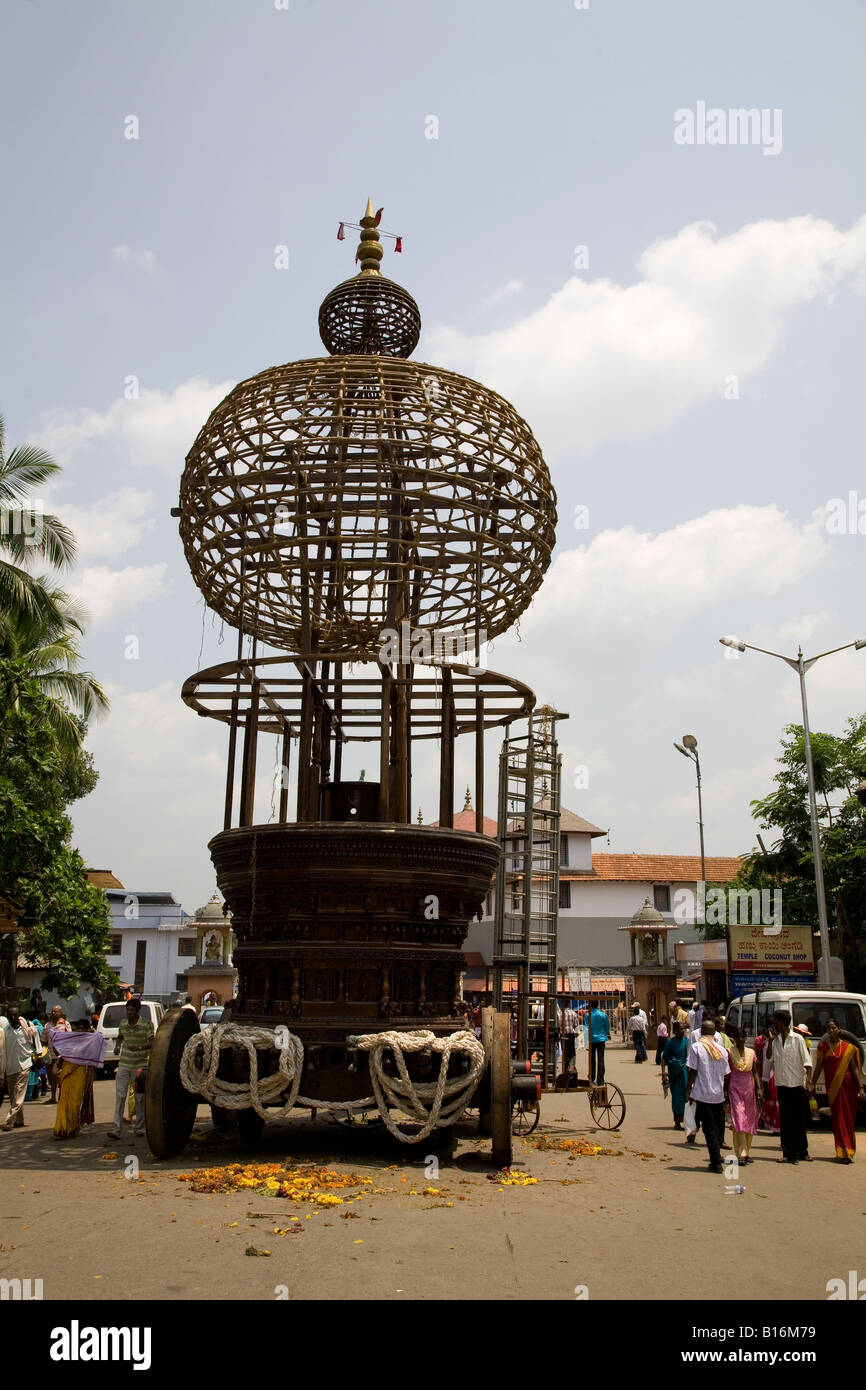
[0,583,109,750]
[0,412,77,634]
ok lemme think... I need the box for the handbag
[134,1066,148,1094]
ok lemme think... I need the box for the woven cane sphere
[179,355,556,656]
[318,275,421,357]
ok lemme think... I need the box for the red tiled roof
[507,803,607,837]
[430,810,498,837]
[566,854,742,882]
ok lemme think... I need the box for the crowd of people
[4,987,863,1168]
[656,999,864,1171]
[0,995,152,1143]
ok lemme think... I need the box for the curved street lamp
[719,635,866,986]
[673,734,706,899]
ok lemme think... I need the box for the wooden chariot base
[210,821,499,1036]
[145,824,514,1159]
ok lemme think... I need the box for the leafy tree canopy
[729,713,866,989]
[0,660,111,996]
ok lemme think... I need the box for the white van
[725,990,866,1108]
[96,1000,164,1078]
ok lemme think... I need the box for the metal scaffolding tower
[493,707,567,1083]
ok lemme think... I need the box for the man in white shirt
[627,1003,648,1063]
[1,1006,40,1130]
[687,1001,704,1032]
[685,1020,731,1172]
[689,1013,724,1048]
[767,1009,812,1164]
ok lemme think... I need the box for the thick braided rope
[180,1023,304,1120]
[179,1023,484,1140]
[353,1028,486,1143]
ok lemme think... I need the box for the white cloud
[73,563,170,625]
[58,488,156,559]
[482,278,524,308]
[522,504,828,647]
[427,215,866,455]
[35,377,235,478]
[72,683,225,907]
[111,244,158,275]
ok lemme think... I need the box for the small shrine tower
[618,898,678,1048]
[183,891,236,1010]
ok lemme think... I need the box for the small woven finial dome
[318,273,421,357]
[319,199,421,356]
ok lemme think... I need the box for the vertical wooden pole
[278,722,291,823]
[475,695,484,834]
[239,679,260,827]
[223,556,246,830]
[439,665,454,828]
[392,671,408,822]
[378,665,391,821]
[333,668,343,784]
[224,696,239,830]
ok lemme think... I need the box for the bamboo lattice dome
[318,275,421,357]
[178,201,556,657]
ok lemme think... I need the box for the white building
[103,880,196,1003]
[462,806,741,985]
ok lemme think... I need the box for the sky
[2,0,865,913]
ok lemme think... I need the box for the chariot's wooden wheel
[238,1108,266,1144]
[146,1007,200,1158]
[589,1082,626,1131]
[490,1011,513,1168]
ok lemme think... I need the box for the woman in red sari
[809,1019,864,1163]
[755,1024,780,1134]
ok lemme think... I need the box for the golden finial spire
[357,197,384,274]
[464,785,472,812]
[417,806,423,824]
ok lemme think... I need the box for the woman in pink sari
[725,1025,762,1163]
[809,1019,864,1163]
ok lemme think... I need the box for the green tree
[731,714,866,989]
[0,412,77,634]
[0,662,112,996]
[0,582,109,752]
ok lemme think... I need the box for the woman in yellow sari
[50,1022,107,1140]
[809,1019,864,1164]
[54,1058,89,1138]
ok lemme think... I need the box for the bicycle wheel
[512,1099,540,1136]
[589,1082,626,1130]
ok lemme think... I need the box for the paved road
[1,1040,861,1301]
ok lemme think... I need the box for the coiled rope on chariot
[179,1022,486,1144]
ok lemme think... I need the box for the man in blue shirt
[589,1003,611,1084]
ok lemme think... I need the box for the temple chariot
[145,202,557,1165]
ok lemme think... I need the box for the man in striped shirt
[108,999,153,1141]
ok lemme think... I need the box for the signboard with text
[732,972,817,997]
[727,923,814,973]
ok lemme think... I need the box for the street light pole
[719,635,866,987]
[693,746,706,888]
[795,649,833,988]
[674,735,706,915]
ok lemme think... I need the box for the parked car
[96,1000,164,1078]
[198,1006,224,1027]
[726,989,866,1112]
